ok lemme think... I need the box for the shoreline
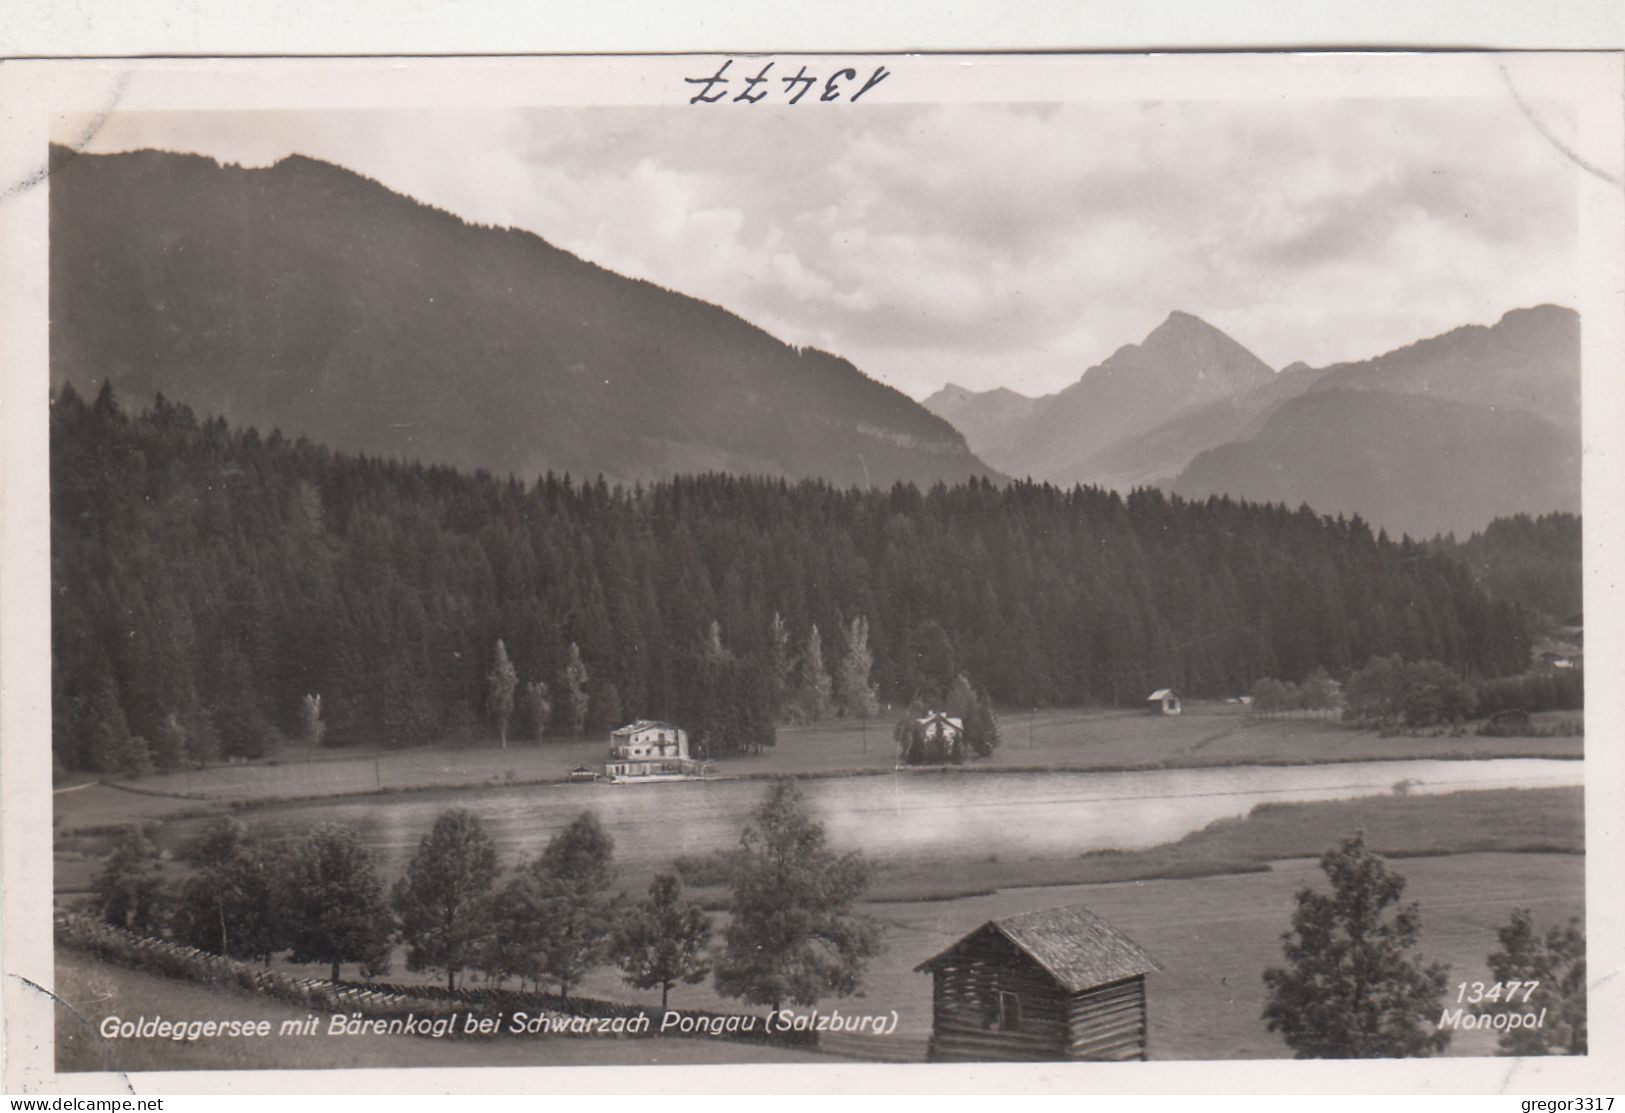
[57,747,1585,835]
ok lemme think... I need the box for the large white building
[603,720,706,780]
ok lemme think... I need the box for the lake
[185,758,1583,875]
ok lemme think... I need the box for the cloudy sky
[74,96,1582,398]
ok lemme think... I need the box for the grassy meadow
[52,949,824,1073]
[57,843,1582,1068]
[51,701,1585,1070]
[54,784,1583,1068]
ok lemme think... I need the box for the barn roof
[1147,688,1176,701]
[915,904,1160,991]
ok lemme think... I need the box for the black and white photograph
[1,49,1622,1093]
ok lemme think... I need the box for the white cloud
[72,94,1582,398]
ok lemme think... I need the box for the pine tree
[835,615,881,719]
[1262,833,1451,1057]
[689,620,738,759]
[487,639,518,747]
[48,395,1546,770]
[714,780,878,1014]
[944,674,1000,759]
[591,680,623,734]
[392,807,500,990]
[910,619,956,705]
[967,695,1001,759]
[893,700,927,765]
[183,703,221,766]
[615,873,712,1011]
[284,823,393,983]
[83,677,148,776]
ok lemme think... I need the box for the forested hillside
[50,146,993,489]
[1430,513,1583,622]
[51,385,1533,773]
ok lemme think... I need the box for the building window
[996,991,1022,1032]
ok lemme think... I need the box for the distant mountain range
[50,145,1578,538]
[49,146,996,489]
[927,310,1276,489]
[927,305,1579,538]
[1171,306,1579,538]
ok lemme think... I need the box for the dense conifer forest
[50,385,1535,773]
[1428,513,1583,623]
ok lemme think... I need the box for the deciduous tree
[152,711,189,771]
[171,818,292,967]
[835,615,881,719]
[301,693,326,748]
[615,873,713,1011]
[284,823,392,983]
[91,825,168,936]
[796,625,833,722]
[533,811,621,1000]
[1262,832,1451,1058]
[768,611,796,721]
[1482,909,1586,1054]
[714,780,878,1014]
[561,642,590,738]
[392,808,499,990]
[522,678,552,742]
[487,640,518,747]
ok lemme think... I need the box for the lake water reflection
[228,757,1582,875]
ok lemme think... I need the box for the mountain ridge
[49,145,998,489]
[925,308,1277,485]
[1170,306,1580,537]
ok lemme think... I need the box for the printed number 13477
[1456,980,1539,1004]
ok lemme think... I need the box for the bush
[1343,655,1475,727]
[1475,670,1584,717]
[672,850,736,888]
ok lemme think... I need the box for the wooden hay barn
[915,903,1160,1062]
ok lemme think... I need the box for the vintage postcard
[1,52,1622,1095]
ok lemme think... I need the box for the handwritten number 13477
[685,60,891,105]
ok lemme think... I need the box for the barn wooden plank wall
[1065,976,1148,1060]
[925,927,1149,1062]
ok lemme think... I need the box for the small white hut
[1146,689,1182,716]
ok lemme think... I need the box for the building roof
[1147,688,1176,701]
[915,903,1160,991]
[917,711,964,730]
[611,719,682,736]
